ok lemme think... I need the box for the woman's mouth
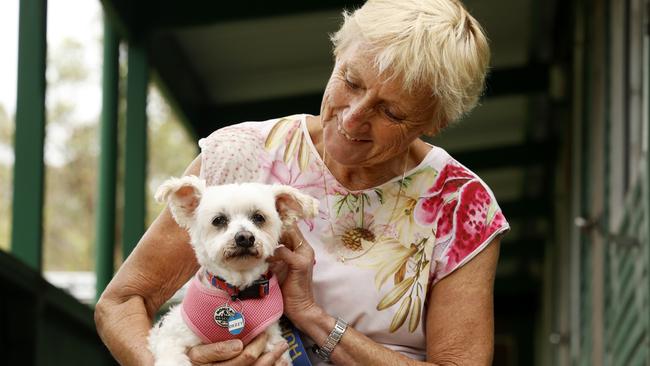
[337,122,364,142]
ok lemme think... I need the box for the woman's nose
[342,98,372,131]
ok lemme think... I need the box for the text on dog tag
[228,312,245,335]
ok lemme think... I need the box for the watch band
[312,317,348,362]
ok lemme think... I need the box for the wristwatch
[312,317,348,362]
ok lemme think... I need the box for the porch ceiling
[100,0,560,289]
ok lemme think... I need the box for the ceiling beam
[148,0,365,29]
[197,92,323,138]
[100,0,551,138]
[102,0,365,35]
[452,142,556,171]
[147,34,210,138]
[196,63,550,136]
[484,64,549,97]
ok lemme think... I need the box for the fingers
[281,225,310,254]
[274,246,305,268]
[188,339,243,364]
[273,225,315,270]
[188,333,270,366]
[293,240,304,251]
[267,261,289,283]
[253,342,289,366]
[214,332,269,366]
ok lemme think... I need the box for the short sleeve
[198,124,266,186]
[424,162,510,284]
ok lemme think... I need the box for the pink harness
[181,273,284,345]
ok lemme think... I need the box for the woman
[95,0,509,365]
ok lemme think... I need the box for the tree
[0,103,13,251]
[0,33,197,271]
[42,36,197,270]
[145,87,197,227]
[42,37,99,270]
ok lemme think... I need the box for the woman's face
[320,41,438,170]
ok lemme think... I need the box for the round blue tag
[227,312,245,335]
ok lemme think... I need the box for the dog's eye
[251,213,265,225]
[212,215,228,227]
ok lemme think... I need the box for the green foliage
[47,38,89,84]
[145,87,197,227]
[41,37,98,270]
[42,123,98,270]
[0,35,197,270]
[0,104,13,251]
[0,104,12,141]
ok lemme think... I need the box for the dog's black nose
[234,231,255,248]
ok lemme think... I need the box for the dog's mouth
[224,247,261,260]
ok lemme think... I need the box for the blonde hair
[330,0,490,127]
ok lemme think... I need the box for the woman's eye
[344,78,359,89]
[383,107,405,123]
[343,73,360,89]
[252,213,266,225]
[212,215,228,227]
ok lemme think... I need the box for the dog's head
[155,176,319,274]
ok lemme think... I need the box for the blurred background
[0,0,648,365]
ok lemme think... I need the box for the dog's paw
[265,341,292,366]
[264,340,276,354]
[273,350,292,366]
[265,338,284,354]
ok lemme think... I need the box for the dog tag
[228,312,245,335]
[213,305,236,328]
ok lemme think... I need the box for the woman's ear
[272,185,319,228]
[155,175,206,229]
[424,119,447,137]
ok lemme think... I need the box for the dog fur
[148,176,319,366]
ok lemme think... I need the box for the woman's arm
[94,157,203,365]
[424,238,499,365]
[276,227,501,366]
[96,155,290,366]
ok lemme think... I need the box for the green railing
[0,250,116,365]
[5,1,149,364]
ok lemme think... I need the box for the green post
[11,0,48,271]
[122,43,149,259]
[94,17,120,301]
[646,15,650,353]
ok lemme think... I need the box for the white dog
[148,176,319,366]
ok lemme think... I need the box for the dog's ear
[155,175,206,229]
[272,185,319,228]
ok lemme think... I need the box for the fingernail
[280,341,289,350]
[224,340,243,352]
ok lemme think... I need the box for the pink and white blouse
[199,114,509,363]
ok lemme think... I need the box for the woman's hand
[187,332,289,366]
[269,225,321,325]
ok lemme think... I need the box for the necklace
[320,145,410,263]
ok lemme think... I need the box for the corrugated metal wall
[567,0,650,364]
[605,182,649,364]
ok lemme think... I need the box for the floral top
[199,114,509,363]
